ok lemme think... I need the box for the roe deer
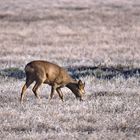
[20,60,85,103]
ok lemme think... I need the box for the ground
[0,0,140,139]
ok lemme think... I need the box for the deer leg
[49,83,60,101]
[20,80,33,103]
[32,81,42,100]
[49,86,56,101]
[56,88,64,102]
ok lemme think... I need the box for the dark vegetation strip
[68,66,140,79]
[0,6,89,23]
[0,66,140,80]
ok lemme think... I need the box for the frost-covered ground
[0,77,140,140]
[0,0,140,139]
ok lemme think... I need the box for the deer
[20,60,85,103]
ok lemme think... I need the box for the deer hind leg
[32,80,43,100]
[20,79,33,103]
[56,88,64,102]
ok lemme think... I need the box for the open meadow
[0,0,140,139]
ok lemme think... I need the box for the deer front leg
[49,84,57,101]
[56,88,64,102]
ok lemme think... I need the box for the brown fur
[20,60,85,103]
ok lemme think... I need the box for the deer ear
[78,80,82,85]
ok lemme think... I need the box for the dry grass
[0,0,140,139]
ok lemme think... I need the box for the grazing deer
[20,60,85,103]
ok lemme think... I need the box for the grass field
[0,0,140,139]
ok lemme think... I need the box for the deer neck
[66,80,78,95]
